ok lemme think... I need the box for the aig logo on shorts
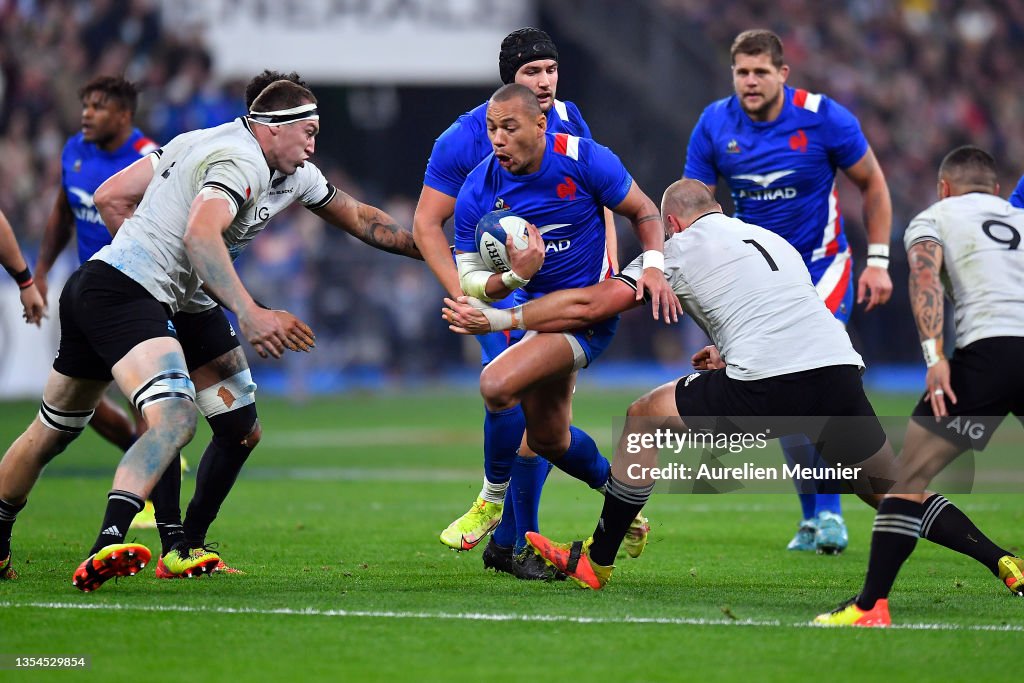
[683,372,701,387]
[946,416,985,441]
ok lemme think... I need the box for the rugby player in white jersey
[444,178,1022,606]
[0,78,421,591]
[816,146,1024,626]
[446,178,889,588]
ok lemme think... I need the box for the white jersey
[620,212,863,380]
[93,118,336,314]
[903,193,1024,348]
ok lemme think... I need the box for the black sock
[589,476,652,566]
[0,498,27,559]
[150,454,185,555]
[89,490,144,555]
[183,416,256,546]
[858,497,922,609]
[920,494,1010,575]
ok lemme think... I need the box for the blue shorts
[568,315,619,368]
[813,265,854,325]
[477,294,524,366]
[830,271,854,325]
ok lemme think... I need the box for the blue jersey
[455,132,629,298]
[425,99,591,199]
[61,129,159,264]
[1010,174,1024,209]
[684,86,868,292]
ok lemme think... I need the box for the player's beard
[742,88,783,120]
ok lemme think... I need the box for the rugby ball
[475,209,529,273]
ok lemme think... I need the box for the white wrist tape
[866,243,890,270]
[500,270,530,291]
[456,252,498,302]
[866,256,890,269]
[480,304,527,332]
[921,338,943,368]
[642,250,665,271]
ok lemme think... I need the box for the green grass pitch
[0,389,1020,682]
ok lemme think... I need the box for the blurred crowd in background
[1,0,1022,389]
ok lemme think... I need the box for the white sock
[479,477,509,504]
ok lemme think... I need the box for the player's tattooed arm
[907,239,944,343]
[314,191,422,260]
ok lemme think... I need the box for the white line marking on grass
[2,601,1021,633]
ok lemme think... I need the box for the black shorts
[172,307,242,371]
[53,261,177,381]
[911,336,1024,450]
[674,365,887,466]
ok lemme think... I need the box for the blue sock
[814,494,842,516]
[550,427,610,489]
[492,491,516,547]
[780,434,818,520]
[511,455,553,554]
[483,405,525,484]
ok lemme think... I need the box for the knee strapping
[37,400,94,435]
[131,370,196,413]
[195,369,257,418]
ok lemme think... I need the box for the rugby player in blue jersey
[684,29,894,553]
[34,76,170,532]
[451,83,678,578]
[1009,173,1024,208]
[415,28,645,578]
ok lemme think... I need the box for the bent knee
[146,401,199,446]
[209,403,261,450]
[627,396,655,418]
[526,432,571,458]
[480,367,517,409]
[241,420,262,449]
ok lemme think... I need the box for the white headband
[248,102,319,126]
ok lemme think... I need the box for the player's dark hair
[490,83,542,116]
[79,76,139,114]
[245,70,308,109]
[939,146,998,190]
[250,80,317,113]
[731,29,785,68]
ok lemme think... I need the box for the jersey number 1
[743,239,779,271]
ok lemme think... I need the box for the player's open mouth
[496,153,513,166]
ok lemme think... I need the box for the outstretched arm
[844,147,893,311]
[444,277,640,334]
[313,190,422,260]
[34,187,75,304]
[413,185,461,297]
[0,210,46,325]
[613,181,681,322]
[907,239,955,416]
[183,191,292,360]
